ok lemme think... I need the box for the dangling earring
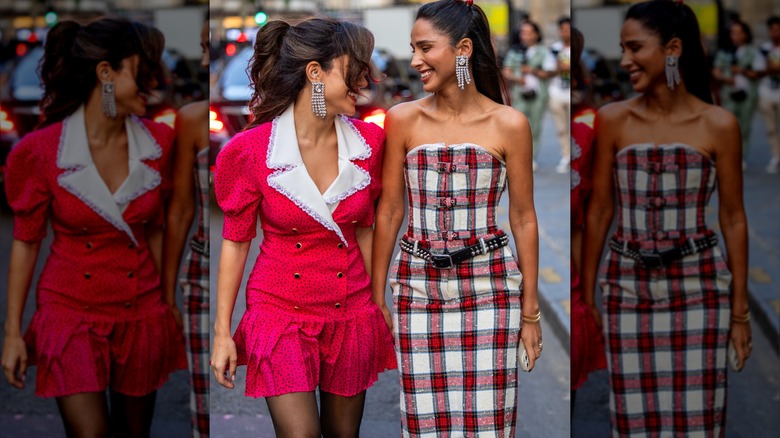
[101,72,117,119]
[456,55,471,90]
[311,80,326,119]
[665,55,681,90]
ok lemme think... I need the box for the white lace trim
[322,165,371,204]
[267,172,348,246]
[130,115,163,160]
[571,168,581,190]
[113,164,162,205]
[266,116,283,169]
[339,115,372,161]
[571,139,581,160]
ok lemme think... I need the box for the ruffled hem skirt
[25,301,187,398]
[234,302,396,398]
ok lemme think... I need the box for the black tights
[265,390,366,438]
[56,390,157,438]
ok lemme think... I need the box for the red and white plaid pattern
[600,144,731,437]
[179,148,210,437]
[391,144,523,437]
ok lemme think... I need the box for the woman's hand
[211,334,238,389]
[520,322,543,372]
[376,302,393,332]
[168,303,184,332]
[730,320,752,371]
[2,334,27,389]
[587,302,603,330]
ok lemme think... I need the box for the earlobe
[457,38,474,58]
[306,61,323,83]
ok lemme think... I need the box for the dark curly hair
[244,17,375,129]
[39,17,164,127]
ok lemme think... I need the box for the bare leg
[109,390,157,438]
[320,390,366,438]
[56,391,110,438]
[265,391,321,438]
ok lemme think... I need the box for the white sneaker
[766,156,780,174]
[556,158,570,174]
[532,160,538,172]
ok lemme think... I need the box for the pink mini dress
[5,106,186,398]
[214,105,396,397]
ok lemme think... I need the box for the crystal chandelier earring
[101,72,117,118]
[665,55,681,90]
[311,77,326,118]
[456,55,471,90]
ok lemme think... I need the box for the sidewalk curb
[749,289,779,355]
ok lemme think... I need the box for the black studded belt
[609,233,719,268]
[399,233,510,269]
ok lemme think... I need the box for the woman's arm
[581,107,618,325]
[211,239,251,389]
[2,240,41,388]
[162,104,202,321]
[712,110,751,367]
[147,224,165,275]
[502,110,541,369]
[371,106,409,329]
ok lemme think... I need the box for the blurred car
[209,47,415,164]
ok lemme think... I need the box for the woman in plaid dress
[162,22,211,438]
[373,1,541,436]
[582,1,751,436]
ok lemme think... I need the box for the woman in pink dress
[1,18,185,436]
[210,18,395,436]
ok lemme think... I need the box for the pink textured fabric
[214,115,396,398]
[5,117,186,398]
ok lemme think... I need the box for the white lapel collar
[112,116,162,206]
[56,106,141,245]
[320,116,371,205]
[266,105,348,245]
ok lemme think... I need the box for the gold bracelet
[731,311,751,324]
[522,311,541,324]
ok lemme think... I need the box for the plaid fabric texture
[600,144,732,437]
[179,148,210,437]
[391,144,523,437]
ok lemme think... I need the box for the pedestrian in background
[162,19,211,438]
[210,17,395,437]
[755,15,780,173]
[713,18,761,170]
[549,16,573,174]
[583,0,750,436]
[373,0,540,435]
[569,25,607,410]
[503,19,556,171]
[1,17,186,436]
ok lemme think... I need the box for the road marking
[749,267,772,284]
[539,266,562,284]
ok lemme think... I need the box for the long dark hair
[39,17,164,127]
[625,0,712,103]
[416,0,509,105]
[244,18,374,129]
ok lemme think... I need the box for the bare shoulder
[493,104,530,136]
[176,100,208,124]
[701,103,739,136]
[386,98,427,124]
[596,98,633,122]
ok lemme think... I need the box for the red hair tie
[457,0,474,6]
[674,0,684,4]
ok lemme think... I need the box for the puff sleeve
[214,132,263,241]
[5,135,52,242]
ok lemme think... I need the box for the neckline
[616,143,715,165]
[406,142,506,165]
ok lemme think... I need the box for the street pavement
[571,113,780,437]
[208,112,572,437]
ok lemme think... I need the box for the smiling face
[410,18,460,94]
[521,23,540,47]
[619,18,669,94]
[316,55,368,116]
[101,55,154,117]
